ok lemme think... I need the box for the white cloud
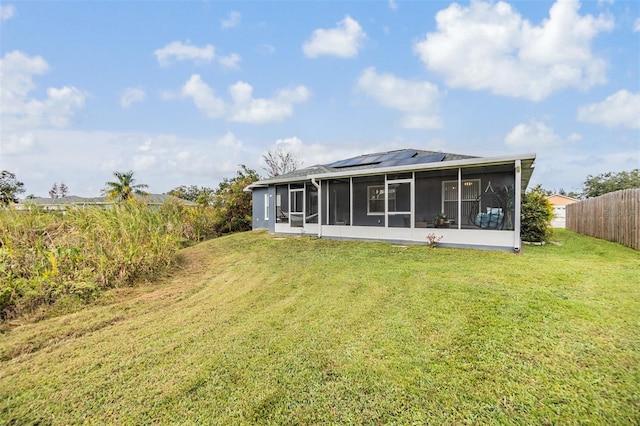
[263,137,345,169]
[577,90,640,129]
[153,40,240,70]
[181,75,227,119]
[0,51,86,129]
[138,139,152,152]
[388,0,398,12]
[568,133,582,143]
[221,11,241,29]
[414,0,614,101]
[218,131,243,150]
[228,82,312,124]
[504,120,581,148]
[303,15,366,58]
[45,86,86,127]
[176,151,190,161]
[218,53,241,70]
[274,136,304,151]
[153,41,215,67]
[133,155,157,171]
[635,18,640,32]
[356,67,443,129]
[3,132,35,155]
[257,44,276,55]
[180,75,311,124]
[0,51,49,104]
[120,87,146,108]
[0,4,15,21]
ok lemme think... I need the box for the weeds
[0,201,219,320]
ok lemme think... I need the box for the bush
[521,188,554,242]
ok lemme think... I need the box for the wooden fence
[566,188,640,250]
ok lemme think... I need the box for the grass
[1,229,638,424]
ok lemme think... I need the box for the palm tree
[103,170,149,202]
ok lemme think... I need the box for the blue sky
[1,0,638,197]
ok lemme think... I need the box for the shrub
[521,188,554,242]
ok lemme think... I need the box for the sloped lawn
[1,229,638,424]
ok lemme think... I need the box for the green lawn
[1,230,638,424]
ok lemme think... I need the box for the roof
[547,194,579,205]
[246,148,536,190]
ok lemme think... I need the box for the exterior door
[290,188,304,227]
[387,180,412,228]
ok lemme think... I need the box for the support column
[457,168,462,230]
[514,160,522,251]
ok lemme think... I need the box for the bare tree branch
[262,147,302,177]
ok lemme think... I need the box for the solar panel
[352,155,380,166]
[327,158,352,168]
[391,150,419,160]
[403,153,446,165]
[375,153,445,168]
[327,150,423,169]
[328,153,385,168]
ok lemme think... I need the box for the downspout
[311,177,322,238]
[457,168,462,230]
[514,160,522,252]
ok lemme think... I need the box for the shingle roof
[246,148,536,192]
[258,149,477,183]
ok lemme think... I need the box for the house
[547,194,578,228]
[246,149,536,251]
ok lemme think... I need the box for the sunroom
[247,150,535,251]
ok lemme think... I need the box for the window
[264,193,269,220]
[368,185,385,215]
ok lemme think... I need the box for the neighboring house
[15,194,196,210]
[246,149,536,251]
[547,194,578,228]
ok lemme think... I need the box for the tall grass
[0,201,215,320]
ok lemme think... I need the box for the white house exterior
[246,149,536,251]
[547,194,579,228]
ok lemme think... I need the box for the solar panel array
[327,150,419,168]
[327,150,446,169]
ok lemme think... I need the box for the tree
[59,182,69,198]
[262,147,301,177]
[582,169,640,198]
[195,188,215,207]
[167,185,215,203]
[213,165,260,233]
[49,183,59,200]
[102,171,149,202]
[0,171,25,206]
[521,185,554,242]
